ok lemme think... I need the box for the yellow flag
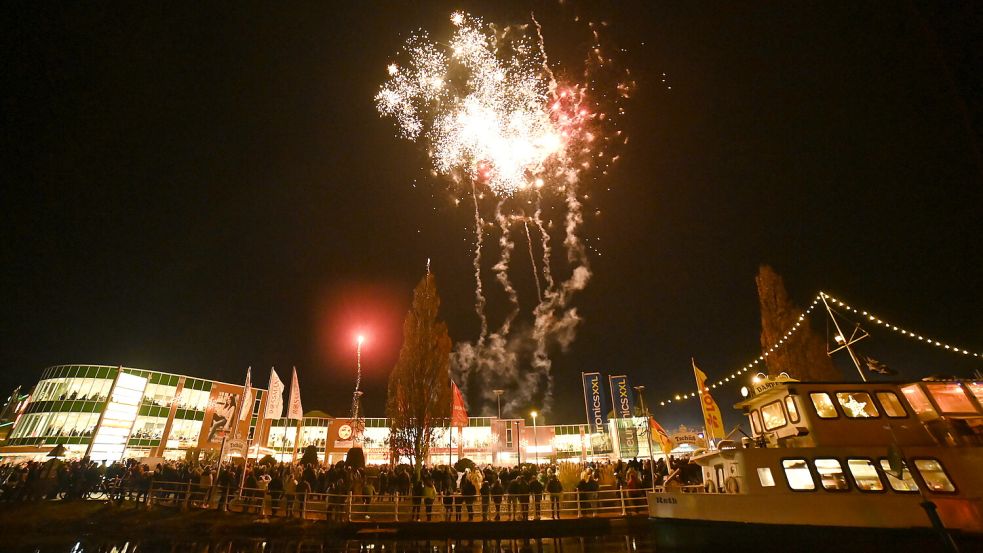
[649,416,676,456]
[692,358,726,442]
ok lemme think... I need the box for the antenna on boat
[820,292,869,382]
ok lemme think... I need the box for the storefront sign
[581,373,609,435]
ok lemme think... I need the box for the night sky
[3,2,982,431]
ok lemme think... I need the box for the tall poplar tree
[756,265,841,381]
[386,271,452,476]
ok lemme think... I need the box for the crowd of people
[0,453,705,522]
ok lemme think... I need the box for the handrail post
[301,490,307,520]
[576,491,581,518]
[146,482,154,510]
[347,492,353,522]
[393,492,399,522]
[620,486,626,515]
[183,481,192,511]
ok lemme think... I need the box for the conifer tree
[756,265,841,381]
[386,271,452,476]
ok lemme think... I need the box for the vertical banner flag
[264,367,284,420]
[239,367,253,422]
[608,375,636,418]
[581,372,609,435]
[608,375,638,457]
[451,381,469,428]
[287,366,303,420]
[692,359,726,441]
[649,416,676,455]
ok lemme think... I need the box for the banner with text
[609,375,638,457]
[581,372,609,435]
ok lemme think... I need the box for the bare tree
[386,271,452,477]
[756,265,840,381]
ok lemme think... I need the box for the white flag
[239,367,253,422]
[287,366,303,420]
[264,367,284,419]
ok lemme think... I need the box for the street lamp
[531,410,539,465]
[634,385,656,487]
[493,389,504,419]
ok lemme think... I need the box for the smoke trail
[492,202,520,337]
[532,194,554,293]
[471,181,489,346]
[523,218,542,302]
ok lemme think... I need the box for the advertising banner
[609,375,638,457]
[581,372,609,435]
[207,389,240,443]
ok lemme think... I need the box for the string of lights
[820,292,981,358]
[653,290,982,409]
[655,293,825,407]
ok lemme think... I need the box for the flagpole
[821,293,867,382]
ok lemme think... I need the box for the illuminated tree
[386,271,452,477]
[756,265,840,381]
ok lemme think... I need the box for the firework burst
[376,11,632,415]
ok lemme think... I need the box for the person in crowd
[490,476,505,521]
[460,469,477,521]
[528,472,544,520]
[546,471,563,519]
[422,477,437,522]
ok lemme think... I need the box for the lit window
[782,459,815,490]
[756,467,775,487]
[879,459,918,492]
[901,385,937,417]
[761,401,787,430]
[875,392,907,418]
[925,383,976,414]
[836,392,879,418]
[785,396,800,423]
[847,459,884,492]
[750,410,762,434]
[814,458,850,491]
[810,393,838,419]
[913,459,955,493]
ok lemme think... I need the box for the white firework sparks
[376,12,593,196]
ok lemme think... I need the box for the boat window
[878,458,919,493]
[913,459,956,493]
[900,385,937,417]
[847,459,884,492]
[756,467,775,487]
[785,396,800,423]
[875,392,907,418]
[967,382,983,405]
[750,410,762,434]
[782,459,815,491]
[836,392,879,418]
[810,392,838,419]
[925,383,976,414]
[814,458,850,491]
[761,401,787,431]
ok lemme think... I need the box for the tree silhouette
[386,271,452,477]
[756,265,840,381]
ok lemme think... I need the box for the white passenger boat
[647,378,982,547]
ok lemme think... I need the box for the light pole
[634,385,656,487]
[531,410,539,465]
[493,389,504,419]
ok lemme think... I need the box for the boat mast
[820,292,867,382]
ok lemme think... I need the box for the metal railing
[145,481,655,522]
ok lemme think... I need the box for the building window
[878,458,919,492]
[875,392,907,418]
[761,401,787,431]
[782,459,815,491]
[785,396,800,423]
[814,458,850,491]
[913,459,956,493]
[847,458,885,492]
[505,425,513,448]
[835,392,879,418]
[809,393,838,419]
[924,383,975,414]
[756,467,775,487]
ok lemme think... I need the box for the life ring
[724,476,740,494]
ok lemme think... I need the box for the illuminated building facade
[0,365,267,463]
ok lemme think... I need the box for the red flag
[649,416,676,455]
[451,381,468,428]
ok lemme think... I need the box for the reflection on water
[16,535,655,553]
